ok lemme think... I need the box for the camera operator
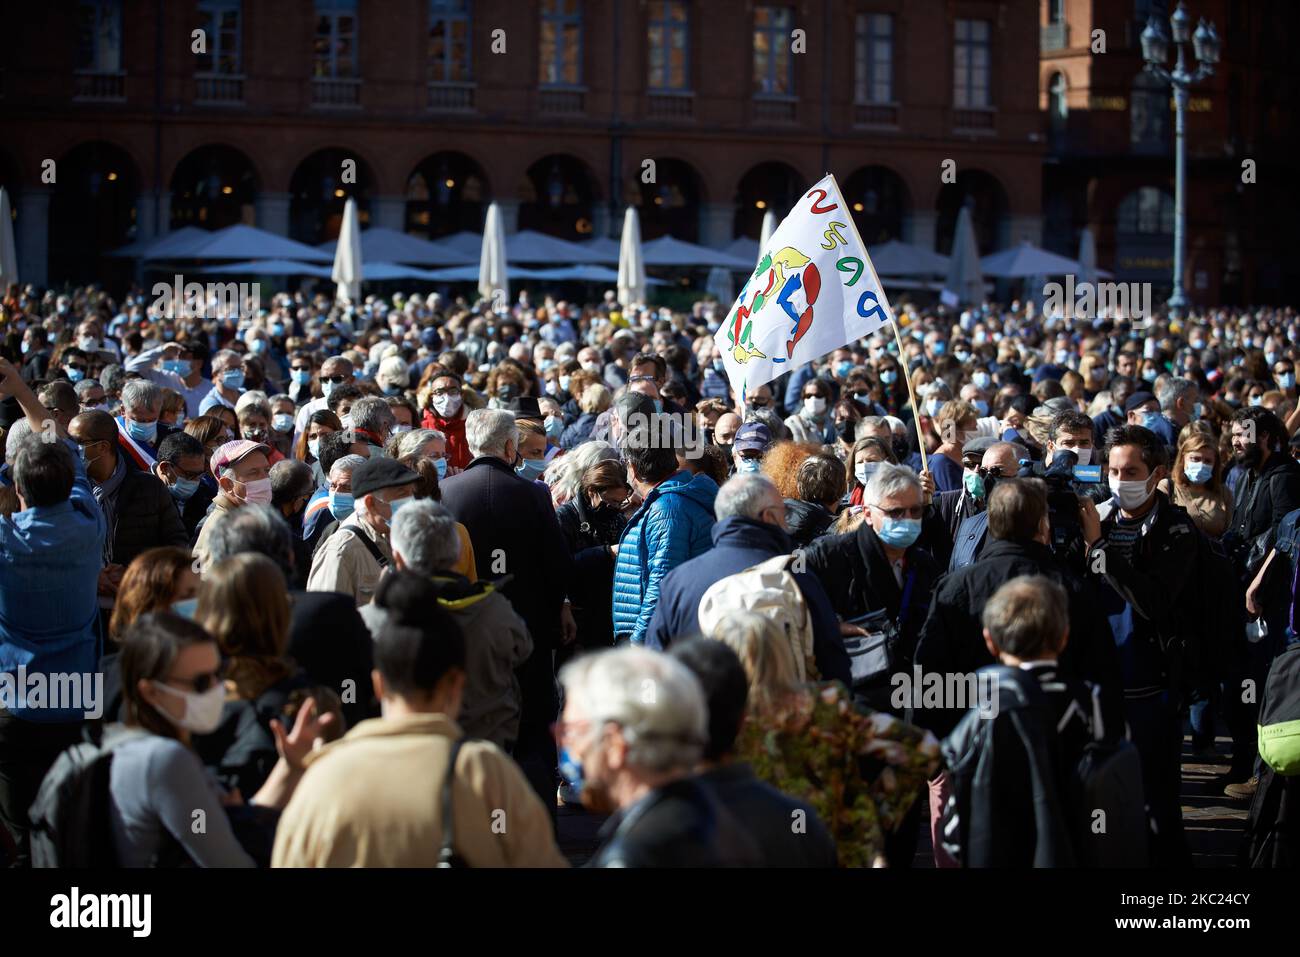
[1080,424,1197,866]
[916,477,1122,866]
[918,477,1121,738]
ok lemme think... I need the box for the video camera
[1018,449,1103,572]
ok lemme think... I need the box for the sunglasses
[321,375,349,385]
[871,504,925,520]
[165,667,225,695]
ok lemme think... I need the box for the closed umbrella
[942,205,984,307]
[759,209,778,253]
[332,197,363,304]
[1078,227,1099,287]
[479,202,508,305]
[617,206,646,308]
[0,189,18,290]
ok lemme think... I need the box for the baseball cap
[733,422,772,453]
[351,458,420,499]
[210,439,270,477]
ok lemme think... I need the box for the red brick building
[2,0,1045,292]
[1039,0,1300,306]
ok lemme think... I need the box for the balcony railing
[311,76,362,109]
[73,70,125,102]
[952,106,996,133]
[539,87,585,115]
[752,95,797,123]
[1041,21,1069,52]
[646,91,694,120]
[427,81,476,112]
[853,102,900,127]
[195,73,245,104]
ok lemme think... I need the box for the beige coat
[306,514,390,605]
[271,713,568,868]
[191,494,237,573]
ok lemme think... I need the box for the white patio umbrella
[0,189,18,290]
[941,205,984,307]
[759,208,778,252]
[706,266,733,304]
[1078,227,1099,287]
[332,197,363,304]
[478,202,508,305]
[617,206,646,308]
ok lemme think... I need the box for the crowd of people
[1,280,1298,868]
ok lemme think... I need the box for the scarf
[93,454,128,564]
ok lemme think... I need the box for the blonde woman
[705,610,941,868]
[1161,422,1233,538]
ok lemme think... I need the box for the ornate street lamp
[1141,2,1219,318]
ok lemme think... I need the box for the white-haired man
[440,408,576,807]
[362,500,533,751]
[557,646,759,867]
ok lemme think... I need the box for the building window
[1118,187,1175,235]
[953,18,991,108]
[1049,0,1065,23]
[854,13,893,104]
[753,5,793,96]
[77,0,123,73]
[197,0,242,76]
[314,0,359,79]
[539,0,583,87]
[429,0,472,83]
[647,1,689,91]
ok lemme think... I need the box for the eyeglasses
[321,375,349,385]
[169,463,206,482]
[871,504,925,520]
[165,667,225,695]
[429,387,459,397]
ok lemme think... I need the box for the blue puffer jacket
[612,470,718,644]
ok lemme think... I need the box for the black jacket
[108,466,191,566]
[287,589,378,728]
[802,521,940,671]
[178,481,216,542]
[1228,451,1300,578]
[697,763,837,867]
[555,495,625,650]
[915,537,1123,736]
[940,664,1079,868]
[441,456,574,742]
[783,497,836,547]
[587,775,762,868]
[1091,493,1199,695]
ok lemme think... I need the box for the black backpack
[28,724,146,867]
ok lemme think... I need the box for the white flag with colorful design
[714,173,896,395]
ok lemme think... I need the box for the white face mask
[804,397,827,417]
[1058,446,1092,466]
[152,681,226,734]
[1110,475,1153,511]
[432,393,462,417]
[236,476,273,506]
[855,460,880,486]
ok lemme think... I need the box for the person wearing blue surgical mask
[1273,361,1296,394]
[515,420,552,482]
[1168,437,1231,538]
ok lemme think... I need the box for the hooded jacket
[612,470,717,644]
[360,574,532,749]
[645,516,851,684]
[782,497,836,547]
